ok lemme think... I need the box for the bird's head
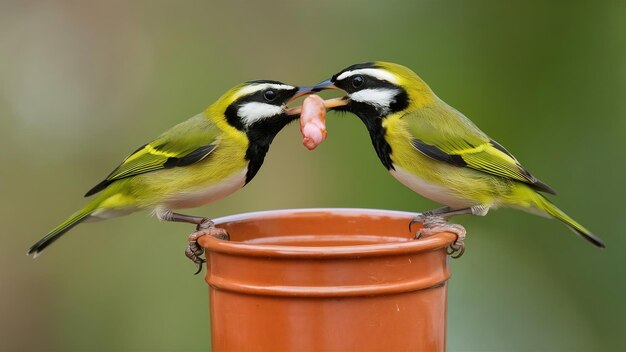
[313,61,436,119]
[213,80,313,136]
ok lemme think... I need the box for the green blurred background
[2,0,624,351]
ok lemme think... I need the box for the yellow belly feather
[383,115,507,207]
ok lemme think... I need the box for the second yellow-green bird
[28,80,312,270]
[314,61,605,252]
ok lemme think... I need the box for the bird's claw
[196,219,216,231]
[185,249,205,275]
[446,238,465,259]
[443,224,466,258]
[408,211,435,232]
[412,216,467,259]
[185,226,230,274]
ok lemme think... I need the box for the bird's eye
[352,75,364,88]
[264,90,277,101]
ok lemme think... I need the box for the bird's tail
[27,206,94,257]
[533,193,605,248]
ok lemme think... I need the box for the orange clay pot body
[198,208,456,352]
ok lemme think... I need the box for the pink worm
[299,95,327,150]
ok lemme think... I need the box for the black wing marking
[411,138,467,167]
[84,143,217,197]
[411,138,557,195]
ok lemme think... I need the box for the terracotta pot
[197,208,456,352]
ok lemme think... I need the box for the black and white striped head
[222,80,311,131]
[314,62,433,118]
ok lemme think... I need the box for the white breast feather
[390,166,476,208]
[163,169,247,210]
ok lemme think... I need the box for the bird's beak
[285,86,315,115]
[291,86,315,100]
[312,79,339,92]
[285,82,349,116]
[321,97,350,109]
[312,79,350,110]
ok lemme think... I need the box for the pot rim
[199,208,457,258]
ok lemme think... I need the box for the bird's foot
[413,215,467,258]
[185,225,230,275]
[408,210,438,232]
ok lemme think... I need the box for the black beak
[286,86,315,115]
[290,86,315,101]
[312,79,350,110]
[312,79,339,92]
[286,81,349,116]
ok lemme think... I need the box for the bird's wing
[85,114,221,197]
[401,106,556,194]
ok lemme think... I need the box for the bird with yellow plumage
[28,80,313,272]
[314,61,605,255]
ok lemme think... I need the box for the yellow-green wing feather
[85,114,220,196]
[402,104,556,194]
